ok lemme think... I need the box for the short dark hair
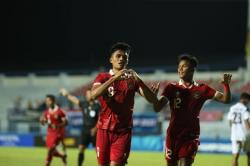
[110,42,131,56]
[178,54,199,68]
[240,92,250,100]
[46,94,56,102]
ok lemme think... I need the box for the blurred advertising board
[0,133,34,146]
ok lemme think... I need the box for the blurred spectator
[26,100,34,111]
[12,96,25,113]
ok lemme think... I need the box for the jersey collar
[237,102,246,108]
[49,105,59,112]
[109,69,115,76]
[179,79,199,89]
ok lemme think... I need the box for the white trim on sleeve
[93,82,101,86]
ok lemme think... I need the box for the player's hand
[127,69,141,82]
[60,88,68,97]
[113,69,128,80]
[150,82,160,95]
[40,116,47,125]
[90,127,97,136]
[51,124,57,129]
[221,73,232,84]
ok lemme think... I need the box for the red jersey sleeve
[58,109,66,118]
[204,84,216,99]
[93,73,107,86]
[132,78,140,93]
[161,83,174,100]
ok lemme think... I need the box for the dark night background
[7,0,248,74]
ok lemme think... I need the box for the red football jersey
[93,70,139,131]
[162,80,216,139]
[43,106,66,135]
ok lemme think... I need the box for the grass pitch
[0,147,247,166]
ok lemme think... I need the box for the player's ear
[109,54,113,64]
[109,57,113,64]
[124,59,128,67]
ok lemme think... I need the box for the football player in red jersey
[152,54,232,166]
[40,94,68,166]
[90,42,159,166]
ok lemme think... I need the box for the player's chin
[116,64,126,70]
[178,73,184,78]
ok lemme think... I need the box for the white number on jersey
[174,97,181,109]
[108,86,115,97]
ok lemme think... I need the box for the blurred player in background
[40,94,68,166]
[228,92,250,166]
[151,54,232,166]
[90,42,159,166]
[60,88,100,166]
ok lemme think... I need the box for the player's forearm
[57,119,68,127]
[153,96,168,112]
[57,122,67,128]
[245,121,250,130]
[138,80,159,104]
[67,94,80,105]
[91,77,117,100]
[60,88,80,105]
[221,83,231,103]
[137,79,168,111]
[217,73,232,103]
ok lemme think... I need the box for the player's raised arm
[213,73,232,104]
[60,88,80,106]
[90,69,127,100]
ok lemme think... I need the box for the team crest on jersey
[128,84,134,90]
[193,91,201,99]
[127,81,134,90]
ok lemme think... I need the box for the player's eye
[116,54,122,59]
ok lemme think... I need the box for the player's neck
[240,100,247,106]
[181,78,193,86]
[112,68,125,74]
[49,104,58,112]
